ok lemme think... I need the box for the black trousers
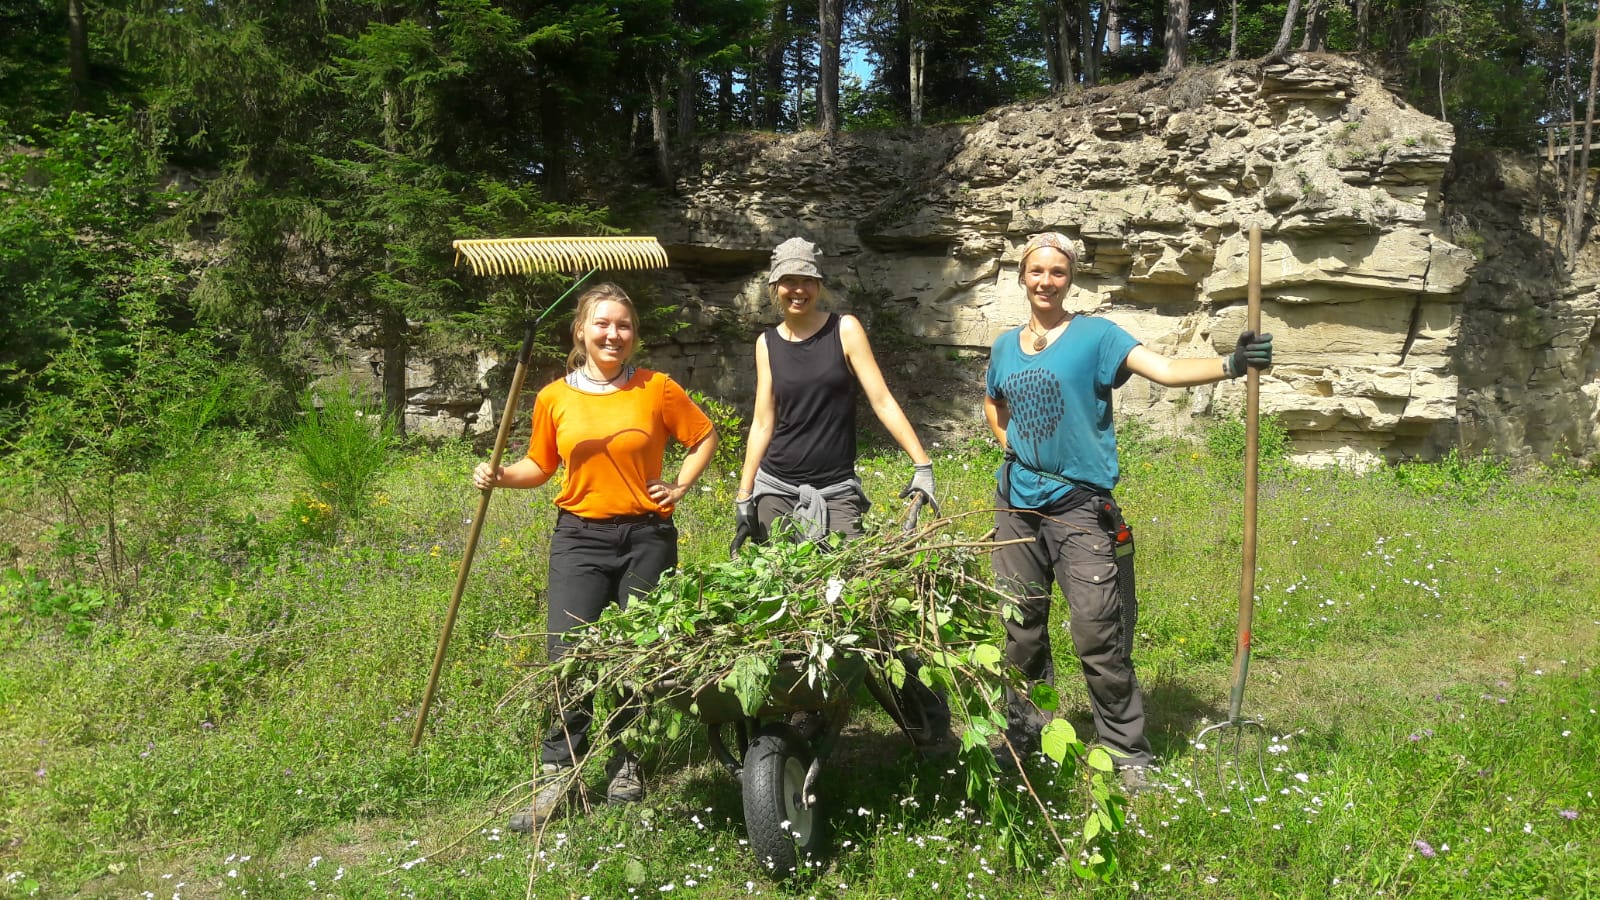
[991,493,1152,767]
[540,511,677,765]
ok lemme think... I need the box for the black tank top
[763,313,857,485]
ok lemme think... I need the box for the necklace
[1026,314,1072,351]
[569,364,633,391]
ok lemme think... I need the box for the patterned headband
[1019,232,1079,267]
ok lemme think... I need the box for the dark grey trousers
[540,511,677,765]
[755,491,868,541]
[991,494,1152,768]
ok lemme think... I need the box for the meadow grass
[1,432,1596,898]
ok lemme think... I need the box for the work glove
[1223,330,1274,378]
[730,497,757,556]
[899,463,941,529]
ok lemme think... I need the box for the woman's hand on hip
[646,479,688,508]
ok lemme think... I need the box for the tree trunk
[818,0,842,134]
[910,37,925,125]
[380,308,408,438]
[67,0,90,111]
[1163,0,1188,72]
[1230,0,1239,59]
[649,70,674,183]
[1356,0,1370,54]
[1057,0,1076,90]
[1567,22,1600,266]
[716,66,735,129]
[763,1,787,129]
[1270,0,1302,60]
[676,61,696,143]
[1560,0,1576,251]
[1042,4,1063,92]
[1300,0,1328,51]
[1106,0,1121,54]
[539,77,568,200]
[1084,0,1105,85]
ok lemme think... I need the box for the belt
[557,510,666,526]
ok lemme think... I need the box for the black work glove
[730,498,756,556]
[1223,330,1274,378]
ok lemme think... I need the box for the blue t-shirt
[985,316,1140,504]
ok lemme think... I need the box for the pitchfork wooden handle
[1227,226,1263,724]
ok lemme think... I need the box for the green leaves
[512,520,1129,877]
[1040,718,1081,765]
[722,654,772,717]
[287,382,396,528]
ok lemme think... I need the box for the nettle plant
[508,516,1129,879]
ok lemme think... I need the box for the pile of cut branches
[503,515,1128,878]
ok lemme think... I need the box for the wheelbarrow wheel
[742,723,824,876]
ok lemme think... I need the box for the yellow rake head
[451,236,669,276]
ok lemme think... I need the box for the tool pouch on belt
[1095,496,1138,663]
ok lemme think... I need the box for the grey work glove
[730,498,757,556]
[899,463,940,527]
[1223,330,1274,378]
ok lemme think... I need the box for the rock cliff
[641,55,1487,468]
[404,54,1598,469]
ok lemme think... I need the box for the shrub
[1389,447,1508,500]
[1203,410,1292,466]
[687,389,747,475]
[287,383,397,526]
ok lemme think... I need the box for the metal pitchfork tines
[1193,224,1271,798]
[411,235,670,748]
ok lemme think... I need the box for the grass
[0,430,1596,898]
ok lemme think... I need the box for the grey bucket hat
[767,237,824,283]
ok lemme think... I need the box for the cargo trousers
[991,492,1152,768]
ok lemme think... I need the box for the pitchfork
[1193,225,1271,796]
[410,235,670,748]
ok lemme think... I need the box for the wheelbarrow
[656,650,946,877]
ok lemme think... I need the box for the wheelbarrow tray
[658,653,869,725]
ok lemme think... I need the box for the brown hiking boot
[1118,765,1155,795]
[508,763,581,833]
[604,752,644,804]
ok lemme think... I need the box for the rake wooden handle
[411,319,537,748]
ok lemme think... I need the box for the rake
[410,235,670,748]
[1193,225,1271,796]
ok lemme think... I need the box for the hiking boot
[992,742,1034,775]
[605,752,644,804]
[1118,765,1154,795]
[789,710,825,741]
[508,763,580,833]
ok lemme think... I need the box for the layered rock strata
[641,56,1475,468]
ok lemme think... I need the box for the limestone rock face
[399,55,1598,468]
[643,56,1486,468]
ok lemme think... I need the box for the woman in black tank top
[734,237,939,545]
[734,238,953,751]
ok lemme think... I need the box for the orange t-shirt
[525,369,715,520]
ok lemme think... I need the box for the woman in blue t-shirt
[984,231,1273,792]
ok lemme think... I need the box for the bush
[687,390,747,476]
[1389,447,1508,500]
[1203,410,1292,466]
[287,383,397,526]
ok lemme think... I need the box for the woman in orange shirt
[474,282,717,832]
